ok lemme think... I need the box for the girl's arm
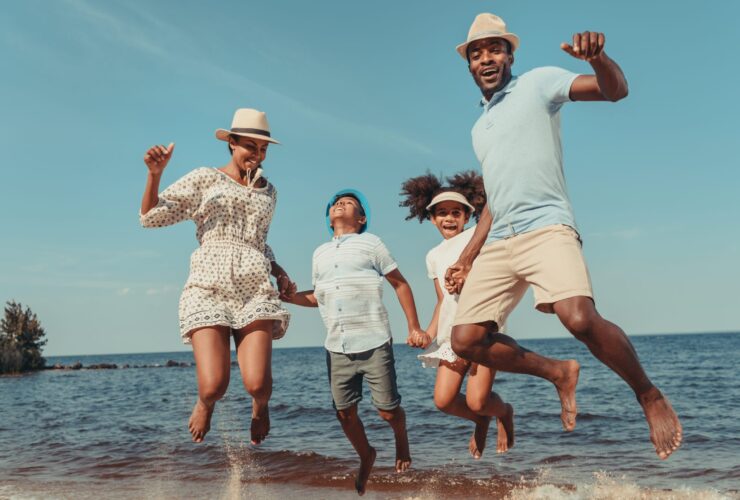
[384,268,430,348]
[141,143,174,215]
[284,290,318,307]
[425,279,445,341]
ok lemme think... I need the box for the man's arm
[444,202,493,295]
[283,290,318,307]
[384,269,429,347]
[561,31,628,102]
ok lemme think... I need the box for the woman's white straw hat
[456,13,520,59]
[215,108,280,144]
[426,191,475,212]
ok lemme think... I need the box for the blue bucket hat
[325,188,371,236]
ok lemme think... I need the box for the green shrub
[0,301,47,374]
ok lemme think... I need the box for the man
[445,13,682,459]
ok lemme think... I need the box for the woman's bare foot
[553,359,580,431]
[639,387,682,459]
[469,416,491,459]
[496,403,515,453]
[250,404,270,445]
[188,400,214,443]
[355,447,376,496]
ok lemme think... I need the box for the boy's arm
[284,290,318,308]
[269,260,296,301]
[384,268,430,348]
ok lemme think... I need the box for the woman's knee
[243,376,273,400]
[199,379,229,403]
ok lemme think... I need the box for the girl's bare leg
[189,326,232,443]
[235,319,274,445]
[466,365,514,454]
[434,360,492,458]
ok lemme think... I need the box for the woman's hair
[399,170,486,223]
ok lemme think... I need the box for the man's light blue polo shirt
[312,232,398,354]
[471,66,580,243]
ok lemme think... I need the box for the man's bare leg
[553,296,682,459]
[452,322,580,431]
[336,404,376,496]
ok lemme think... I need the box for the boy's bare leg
[377,406,411,472]
[189,326,232,443]
[452,322,580,432]
[553,296,682,459]
[466,365,514,454]
[336,404,376,496]
[235,320,274,445]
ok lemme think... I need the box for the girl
[140,108,295,445]
[400,171,514,457]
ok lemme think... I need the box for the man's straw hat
[215,108,280,144]
[456,13,520,60]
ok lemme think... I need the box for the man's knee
[451,323,491,358]
[559,300,599,340]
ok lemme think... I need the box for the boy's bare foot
[250,404,270,445]
[496,403,515,453]
[639,387,682,459]
[469,416,491,459]
[553,359,580,431]
[355,447,376,496]
[395,434,412,472]
[188,400,214,443]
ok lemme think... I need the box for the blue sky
[1,0,738,356]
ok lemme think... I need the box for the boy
[286,189,428,496]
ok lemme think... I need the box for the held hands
[444,260,472,295]
[144,143,175,175]
[277,274,297,301]
[406,328,431,349]
[561,31,606,62]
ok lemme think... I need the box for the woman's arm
[141,143,174,215]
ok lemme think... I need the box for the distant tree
[0,301,47,373]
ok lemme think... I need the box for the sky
[1,0,738,356]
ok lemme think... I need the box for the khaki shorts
[453,224,593,329]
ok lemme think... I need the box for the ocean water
[1,332,738,499]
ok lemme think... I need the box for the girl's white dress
[140,167,290,343]
[418,227,477,368]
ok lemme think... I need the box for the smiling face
[229,135,269,173]
[467,37,514,101]
[430,200,471,240]
[329,195,367,234]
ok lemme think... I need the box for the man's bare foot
[496,403,515,453]
[250,404,270,445]
[469,416,491,459]
[188,399,214,443]
[355,447,376,496]
[639,387,682,459]
[553,359,580,431]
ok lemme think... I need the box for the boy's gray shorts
[325,341,401,411]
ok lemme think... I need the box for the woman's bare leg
[234,319,274,445]
[189,326,232,443]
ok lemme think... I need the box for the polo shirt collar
[480,75,519,108]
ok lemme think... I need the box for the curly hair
[399,170,486,223]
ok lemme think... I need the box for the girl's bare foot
[188,400,214,443]
[355,447,376,496]
[250,404,270,445]
[496,403,515,453]
[553,360,580,431]
[639,387,682,459]
[469,416,491,459]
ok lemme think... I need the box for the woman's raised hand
[144,143,175,175]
